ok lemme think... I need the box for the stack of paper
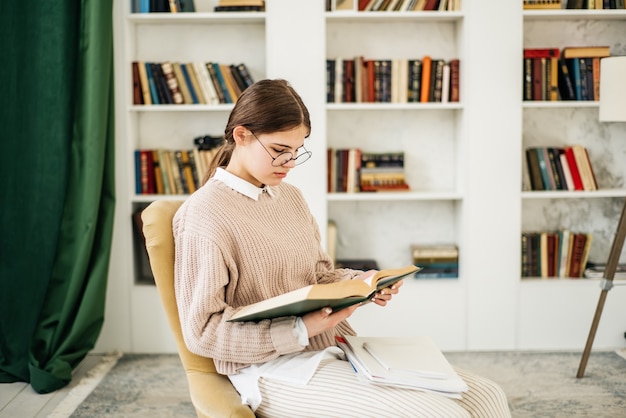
[335,335,468,398]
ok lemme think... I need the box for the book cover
[526,148,545,191]
[206,62,228,103]
[572,144,596,190]
[535,148,552,190]
[235,63,255,88]
[132,62,143,105]
[559,152,575,190]
[557,58,576,101]
[145,62,160,104]
[564,147,584,190]
[408,59,422,102]
[172,62,192,104]
[561,46,610,59]
[337,335,468,396]
[136,61,152,105]
[420,56,432,103]
[228,265,421,322]
[193,62,219,105]
[161,62,184,104]
[179,63,199,104]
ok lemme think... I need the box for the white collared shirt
[213,167,274,201]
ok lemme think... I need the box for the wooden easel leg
[577,198,626,378]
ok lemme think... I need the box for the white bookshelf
[520,8,626,350]
[96,0,626,354]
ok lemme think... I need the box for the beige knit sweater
[173,177,358,375]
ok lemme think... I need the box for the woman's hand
[371,279,403,306]
[302,305,358,339]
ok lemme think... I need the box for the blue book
[536,148,552,190]
[139,0,150,13]
[134,150,142,194]
[211,63,232,103]
[145,62,160,104]
[571,58,583,101]
[180,64,199,104]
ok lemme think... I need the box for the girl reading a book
[173,78,511,417]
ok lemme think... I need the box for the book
[584,262,626,279]
[564,146,584,190]
[172,62,193,104]
[420,56,432,103]
[336,335,468,397]
[561,46,611,59]
[526,148,545,191]
[132,62,143,104]
[557,58,576,101]
[227,265,421,322]
[448,59,460,102]
[161,62,184,104]
[571,144,597,190]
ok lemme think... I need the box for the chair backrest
[141,199,218,373]
[142,200,256,418]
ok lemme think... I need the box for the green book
[227,265,421,322]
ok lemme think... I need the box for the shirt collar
[214,167,274,201]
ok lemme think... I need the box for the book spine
[132,62,143,105]
[145,62,160,104]
[420,56,432,102]
[161,62,184,104]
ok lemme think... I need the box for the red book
[523,48,560,59]
[569,233,588,278]
[564,147,584,190]
[449,59,460,102]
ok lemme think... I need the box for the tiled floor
[0,354,105,418]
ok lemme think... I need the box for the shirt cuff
[293,317,309,346]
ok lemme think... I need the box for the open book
[228,265,420,322]
[336,335,468,398]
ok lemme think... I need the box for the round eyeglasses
[251,132,312,167]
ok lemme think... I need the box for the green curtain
[0,0,115,393]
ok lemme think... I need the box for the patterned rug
[60,350,626,417]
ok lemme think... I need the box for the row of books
[328,149,410,193]
[412,244,459,279]
[583,262,626,279]
[130,0,266,13]
[327,57,460,104]
[522,46,610,102]
[132,61,255,106]
[525,145,597,191]
[131,0,195,12]
[521,230,592,278]
[134,147,220,195]
[213,0,265,12]
[328,0,461,11]
[523,0,625,9]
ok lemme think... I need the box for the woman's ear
[232,126,249,145]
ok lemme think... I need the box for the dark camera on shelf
[194,135,224,150]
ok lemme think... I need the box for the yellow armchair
[142,200,255,418]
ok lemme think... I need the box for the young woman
[173,79,511,417]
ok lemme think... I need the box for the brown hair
[203,79,311,183]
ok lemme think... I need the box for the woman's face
[228,125,309,188]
